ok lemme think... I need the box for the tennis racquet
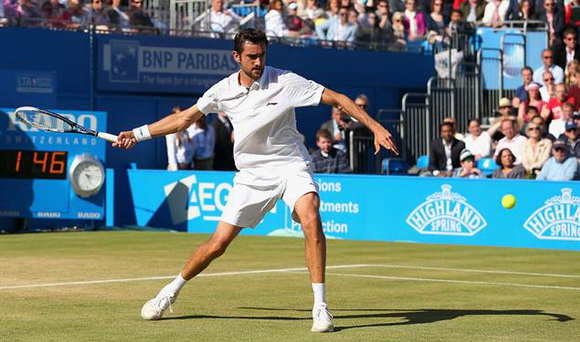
[14,106,118,143]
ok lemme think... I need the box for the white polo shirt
[196,66,325,180]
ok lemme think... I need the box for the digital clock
[0,150,68,179]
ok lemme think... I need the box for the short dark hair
[440,121,454,131]
[450,9,462,16]
[563,28,577,38]
[468,118,480,126]
[234,28,269,54]
[316,128,333,141]
[521,66,533,74]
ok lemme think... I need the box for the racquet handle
[97,132,118,142]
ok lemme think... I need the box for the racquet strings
[16,109,74,133]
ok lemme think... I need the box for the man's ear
[233,51,241,64]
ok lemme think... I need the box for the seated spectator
[17,0,42,26]
[402,0,426,42]
[446,9,467,39]
[106,0,129,30]
[518,82,545,123]
[565,60,580,89]
[464,118,491,160]
[325,0,340,20]
[321,107,351,152]
[127,0,155,34]
[443,117,464,140]
[355,94,369,111]
[87,0,113,28]
[534,49,564,86]
[558,120,580,160]
[481,0,509,27]
[265,0,291,38]
[452,149,485,178]
[40,0,68,27]
[516,0,535,22]
[212,112,235,171]
[528,115,557,141]
[513,67,534,109]
[536,140,579,180]
[549,102,574,137]
[539,70,556,102]
[391,11,407,45]
[488,97,519,142]
[310,128,351,173]
[375,0,393,34]
[286,2,309,36]
[537,0,564,46]
[303,0,321,20]
[459,0,485,24]
[492,148,527,179]
[541,83,576,123]
[494,119,528,164]
[522,122,552,178]
[426,0,448,44]
[553,28,580,70]
[65,0,89,29]
[316,6,357,44]
[427,122,466,176]
[196,0,240,38]
[356,11,389,45]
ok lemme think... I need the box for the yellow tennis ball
[502,194,516,209]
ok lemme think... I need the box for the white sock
[312,283,327,307]
[161,273,188,296]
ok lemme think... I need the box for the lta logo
[406,185,487,236]
[524,188,580,241]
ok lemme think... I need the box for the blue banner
[109,170,580,251]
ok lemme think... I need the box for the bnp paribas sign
[406,185,487,236]
[524,188,580,241]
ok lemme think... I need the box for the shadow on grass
[161,307,574,331]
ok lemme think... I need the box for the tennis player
[113,28,398,333]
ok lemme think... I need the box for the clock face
[73,162,103,191]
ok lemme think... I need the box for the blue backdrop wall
[0,28,434,169]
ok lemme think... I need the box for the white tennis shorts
[220,168,319,228]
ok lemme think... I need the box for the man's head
[212,0,224,12]
[565,120,578,141]
[459,149,475,169]
[498,97,511,116]
[338,7,349,24]
[552,140,570,163]
[91,0,103,11]
[233,29,269,81]
[555,83,568,102]
[526,106,539,120]
[376,0,389,15]
[544,0,555,13]
[316,128,333,153]
[521,66,533,84]
[467,118,481,136]
[563,102,574,120]
[501,119,516,140]
[563,28,578,51]
[450,9,462,23]
[440,122,455,143]
[355,94,368,110]
[541,49,554,68]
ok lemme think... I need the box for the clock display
[0,150,68,179]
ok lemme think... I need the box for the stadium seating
[477,157,498,175]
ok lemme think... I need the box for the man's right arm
[113,104,204,149]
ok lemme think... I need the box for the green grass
[0,231,578,342]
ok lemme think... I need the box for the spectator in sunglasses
[533,49,564,86]
[522,122,552,178]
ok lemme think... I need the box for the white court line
[363,264,580,279]
[0,264,363,291]
[316,272,580,291]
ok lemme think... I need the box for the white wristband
[133,125,152,142]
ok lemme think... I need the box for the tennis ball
[501,194,516,209]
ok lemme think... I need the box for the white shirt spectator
[494,134,528,164]
[166,127,196,170]
[265,10,288,37]
[549,118,565,138]
[208,9,239,35]
[533,65,564,85]
[540,86,552,102]
[191,125,216,160]
[482,0,510,25]
[464,131,492,158]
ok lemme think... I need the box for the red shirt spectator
[543,84,576,121]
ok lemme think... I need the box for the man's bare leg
[141,221,242,320]
[294,192,333,332]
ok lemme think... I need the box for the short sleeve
[282,72,325,108]
[196,83,221,115]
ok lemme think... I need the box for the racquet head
[14,106,74,133]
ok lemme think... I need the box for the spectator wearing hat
[494,118,528,164]
[518,82,546,124]
[513,67,534,108]
[492,148,527,179]
[452,149,485,178]
[522,122,552,178]
[488,97,519,142]
[536,140,578,180]
[286,2,308,35]
[542,83,576,123]
[558,120,580,160]
[310,128,351,173]
[533,49,564,86]
[463,118,491,160]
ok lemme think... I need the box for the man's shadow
[162,307,574,331]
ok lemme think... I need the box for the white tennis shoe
[311,304,334,332]
[140,290,176,320]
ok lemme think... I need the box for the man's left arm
[321,88,399,155]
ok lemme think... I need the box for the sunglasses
[545,2,554,6]
[528,126,540,131]
[543,56,554,59]
[357,103,367,108]
[544,78,555,82]
[566,37,577,41]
